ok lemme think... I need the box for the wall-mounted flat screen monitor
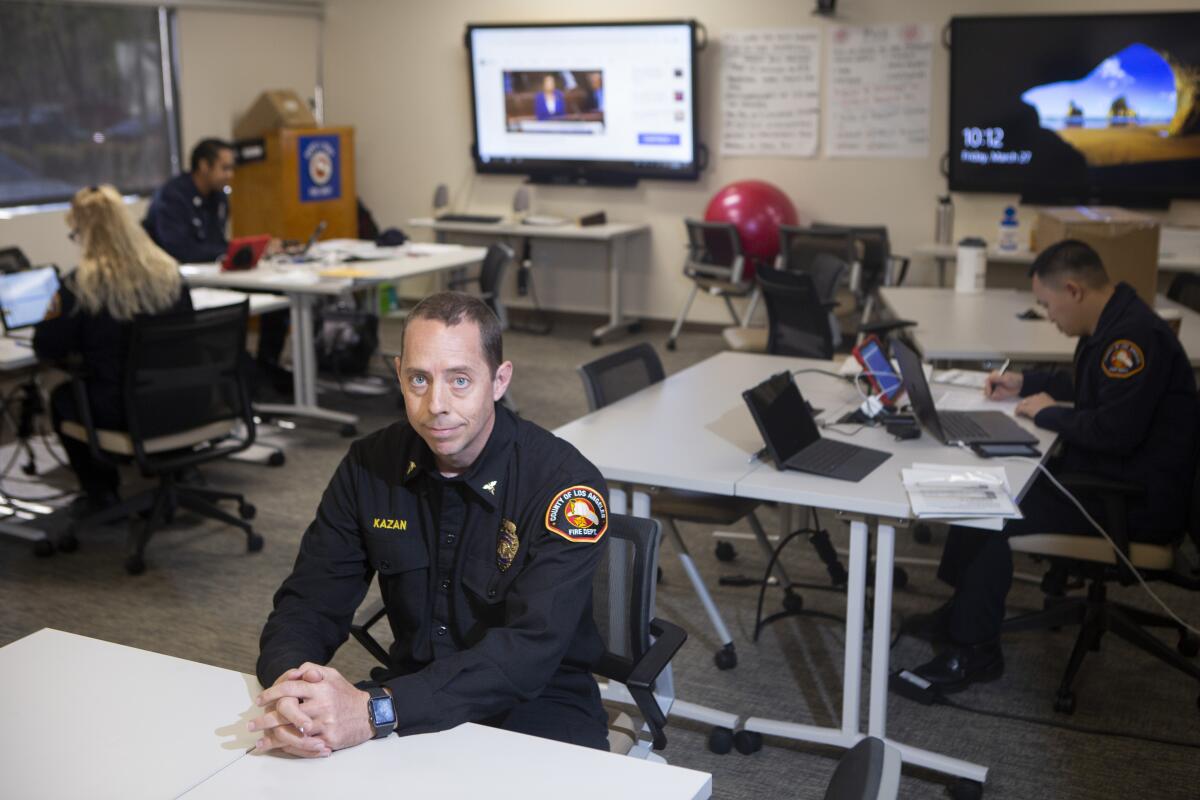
[948,13,1200,205]
[466,21,700,185]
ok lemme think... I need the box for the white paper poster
[720,28,821,158]
[825,23,933,158]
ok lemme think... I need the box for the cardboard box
[1032,207,1160,303]
[233,90,316,140]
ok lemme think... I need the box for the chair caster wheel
[267,452,285,467]
[913,523,933,544]
[782,591,804,614]
[893,566,909,590]
[950,778,984,800]
[1054,691,1075,715]
[715,541,737,562]
[340,424,358,438]
[628,321,643,334]
[239,503,257,520]
[124,555,146,576]
[707,726,733,755]
[33,539,55,557]
[733,730,762,755]
[21,463,36,476]
[1178,634,1199,658]
[713,644,737,670]
[247,533,265,553]
[665,339,677,351]
[57,533,79,554]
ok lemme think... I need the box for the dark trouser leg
[49,384,119,497]
[492,671,609,751]
[937,475,1103,645]
[256,309,289,366]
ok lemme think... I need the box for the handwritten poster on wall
[824,23,933,158]
[720,28,821,158]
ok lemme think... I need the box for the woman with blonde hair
[35,184,193,514]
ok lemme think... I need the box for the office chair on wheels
[352,513,687,757]
[446,243,514,329]
[668,220,754,352]
[57,301,263,575]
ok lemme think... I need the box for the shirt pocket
[458,555,515,639]
[365,530,430,634]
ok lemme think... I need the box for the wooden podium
[231,125,356,241]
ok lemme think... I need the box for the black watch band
[366,685,397,739]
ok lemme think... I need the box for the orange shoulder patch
[544,485,608,544]
[1101,339,1145,379]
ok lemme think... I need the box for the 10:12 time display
[962,127,1005,149]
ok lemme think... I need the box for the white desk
[914,241,1200,287]
[555,351,1055,790]
[183,244,486,433]
[0,629,711,800]
[409,218,650,345]
[881,286,1200,367]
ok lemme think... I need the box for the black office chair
[578,343,800,670]
[1002,455,1200,714]
[757,264,837,359]
[447,243,514,328]
[823,737,902,800]
[0,247,32,274]
[351,513,687,755]
[57,301,262,574]
[667,220,754,351]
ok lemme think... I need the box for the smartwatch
[366,685,397,739]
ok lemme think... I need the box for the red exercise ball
[703,180,800,265]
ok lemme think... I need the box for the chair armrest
[888,255,911,286]
[1051,473,1138,579]
[859,319,915,338]
[1056,474,1145,499]
[624,618,687,751]
[349,601,391,668]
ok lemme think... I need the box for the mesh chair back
[758,264,835,359]
[124,301,251,446]
[812,223,894,292]
[778,226,856,275]
[480,243,514,298]
[592,514,661,665]
[577,343,665,411]
[684,219,748,283]
[1168,274,1200,315]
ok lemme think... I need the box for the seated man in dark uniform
[899,239,1197,692]
[252,292,611,758]
[142,138,289,387]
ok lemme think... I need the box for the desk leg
[868,521,990,785]
[590,234,641,345]
[254,293,359,433]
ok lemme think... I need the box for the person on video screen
[534,74,565,120]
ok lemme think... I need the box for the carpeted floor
[1,315,1198,799]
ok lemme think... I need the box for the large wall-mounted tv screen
[467,21,700,184]
[948,13,1200,204]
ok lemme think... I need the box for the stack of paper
[902,463,1022,531]
[931,368,989,389]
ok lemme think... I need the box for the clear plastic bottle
[997,206,1020,252]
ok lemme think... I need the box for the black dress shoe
[901,601,953,644]
[910,641,1004,694]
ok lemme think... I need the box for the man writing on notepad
[898,239,1197,693]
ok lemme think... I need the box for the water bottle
[997,206,1020,252]
[935,195,954,245]
[955,236,987,294]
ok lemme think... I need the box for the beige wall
[323,0,1200,323]
[0,6,321,270]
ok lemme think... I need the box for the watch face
[370,695,396,726]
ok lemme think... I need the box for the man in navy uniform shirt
[253,292,611,757]
[143,138,288,381]
[899,240,1197,693]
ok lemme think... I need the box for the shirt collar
[399,404,516,509]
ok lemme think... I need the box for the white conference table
[914,241,1200,287]
[554,351,1057,789]
[881,286,1200,367]
[0,628,711,800]
[408,217,649,345]
[183,243,486,433]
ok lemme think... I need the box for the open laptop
[222,235,271,271]
[743,371,891,482]
[0,265,59,333]
[892,338,1037,446]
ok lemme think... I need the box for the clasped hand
[247,663,373,758]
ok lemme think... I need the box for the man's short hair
[190,138,234,173]
[1028,239,1110,288]
[402,291,503,375]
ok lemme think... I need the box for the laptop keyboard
[941,412,988,441]
[791,438,861,473]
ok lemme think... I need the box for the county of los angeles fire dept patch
[1101,339,1145,379]
[545,485,608,544]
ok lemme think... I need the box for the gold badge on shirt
[496,518,519,572]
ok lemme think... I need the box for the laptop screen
[743,371,821,464]
[891,339,946,441]
[0,266,59,331]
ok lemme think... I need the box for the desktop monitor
[0,266,60,332]
[466,21,701,184]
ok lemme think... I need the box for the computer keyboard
[436,213,503,224]
[791,438,861,473]
[941,412,989,440]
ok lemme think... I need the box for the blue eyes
[409,376,469,389]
